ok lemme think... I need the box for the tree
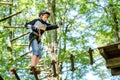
[0,0,120,80]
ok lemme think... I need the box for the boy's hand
[26,25,35,29]
[58,22,63,27]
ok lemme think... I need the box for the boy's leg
[30,55,40,74]
[30,39,41,74]
[31,55,38,67]
[36,47,41,65]
[31,39,40,67]
[31,55,40,67]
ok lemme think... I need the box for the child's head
[39,10,50,22]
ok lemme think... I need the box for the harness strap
[38,29,41,42]
[29,38,34,50]
[28,31,41,50]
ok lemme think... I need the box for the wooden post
[0,76,3,80]
[51,60,57,77]
[10,68,20,80]
[33,71,39,80]
[88,48,94,65]
[70,54,75,71]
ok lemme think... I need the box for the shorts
[31,39,42,58]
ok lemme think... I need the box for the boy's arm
[25,20,52,31]
[45,22,63,31]
[46,22,63,31]
[24,19,37,29]
[46,24,59,31]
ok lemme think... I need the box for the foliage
[0,0,120,80]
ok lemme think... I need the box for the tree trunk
[112,12,119,42]
[45,0,59,80]
[7,0,13,54]
[108,0,119,42]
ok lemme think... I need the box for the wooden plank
[106,57,120,68]
[98,48,108,60]
[118,44,120,49]
[98,43,120,75]
[106,50,120,58]
[98,42,120,49]
[99,44,118,53]
[98,43,120,59]
[111,67,120,76]
[105,46,118,52]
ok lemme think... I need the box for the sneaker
[30,67,41,74]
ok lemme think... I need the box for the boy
[25,10,61,74]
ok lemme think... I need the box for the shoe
[30,70,41,74]
[30,67,41,74]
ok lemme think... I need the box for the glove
[31,25,35,29]
[31,25,38,31]
[59,22,63,25]
[58,22,63,27]
[27,25,35,29]
[26,24,40,31]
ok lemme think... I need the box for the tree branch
[0,10,22,22]
[13,44,29,46]
[11,32,30,42]
[0,2,13,6]
[4,26,24,28]
[20,51,32,57]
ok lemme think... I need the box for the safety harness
[28,30,41,50]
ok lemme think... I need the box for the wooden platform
[98,43,120,76]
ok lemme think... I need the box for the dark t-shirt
[25,18,59,42]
